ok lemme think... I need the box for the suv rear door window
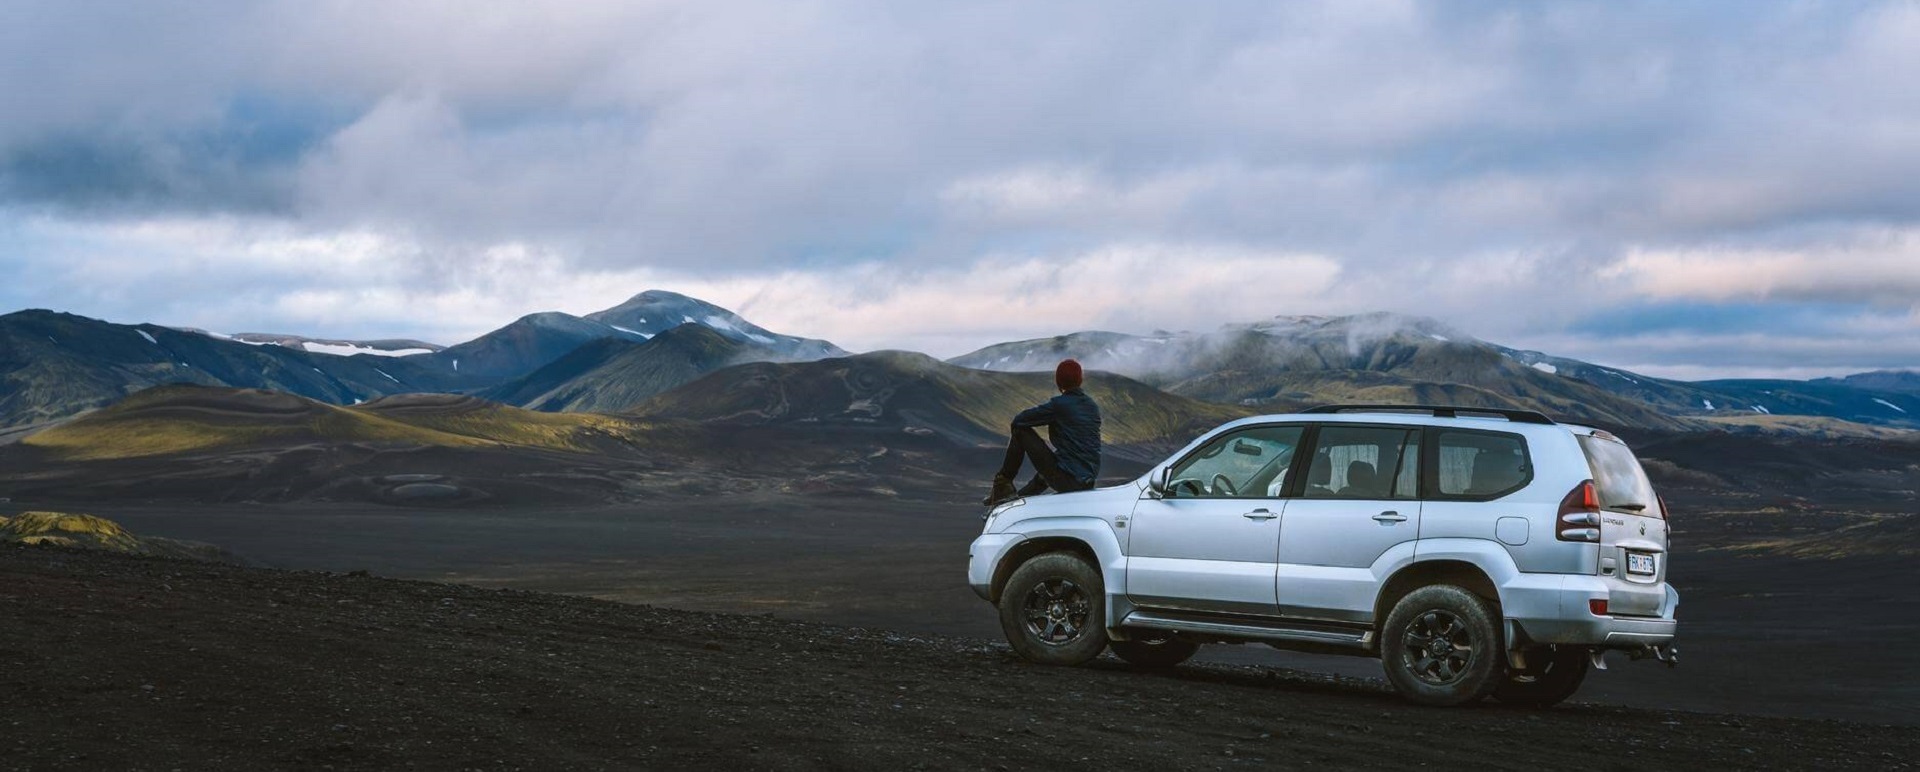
[1302,425,1419,499]
[1577,434,1657,513]
[1432,430,1530,499]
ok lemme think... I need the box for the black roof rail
[1301,404,1556,425]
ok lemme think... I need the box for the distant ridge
[634,350,1247,455]
[0,309,469,431]
[948,313,1920,431]
[480,323,775,413]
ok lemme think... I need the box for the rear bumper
[967,533,1023,602]
[1500,572,1678,647]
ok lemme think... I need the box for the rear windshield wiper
[1613,502,1648,512]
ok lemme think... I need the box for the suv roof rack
[1301,404,1556,425]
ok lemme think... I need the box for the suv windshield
[1576,434,1656,513]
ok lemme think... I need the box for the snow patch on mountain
[299,342,436,358]
[1531,362,1557,375]
[1874,398,1908,414]
[137,330,157,345]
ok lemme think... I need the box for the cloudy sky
[3,1,1917,379]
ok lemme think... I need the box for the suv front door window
[1164,425,1303,499]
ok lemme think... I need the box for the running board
[1122,610,1374,651]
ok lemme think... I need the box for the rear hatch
[1577,432,1670,616]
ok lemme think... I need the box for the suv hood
[984,483,1144,534]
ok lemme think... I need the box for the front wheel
[1110,633,1200,668]
[997,552,1108,666]
[1492,645,1589,707]
[1380,585,1505,706]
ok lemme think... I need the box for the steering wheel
[1210,474,1237,496]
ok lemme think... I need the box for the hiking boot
[981,474,1017,506]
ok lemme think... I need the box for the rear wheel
[997,552,1107,666]
[1110,633,1200,668]
[1381,585,1504,706]
[1492,645,1589,707]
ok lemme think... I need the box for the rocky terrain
[3,544,1912,771]
[0,511,234,562]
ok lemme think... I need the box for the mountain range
[2,292,1916,441]
[947,314,1920,431]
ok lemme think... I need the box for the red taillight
[1657,494,1670,522]
[1589,598,1609,616]
[1557,480,1601,542]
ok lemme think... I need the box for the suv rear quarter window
[1428,429,1531,500]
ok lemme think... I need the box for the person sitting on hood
[983,358,1102,506]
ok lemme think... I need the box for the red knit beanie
[1055,359,1083,391]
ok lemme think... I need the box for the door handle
[1243,508,1278,521]
[1373,510,1407,523]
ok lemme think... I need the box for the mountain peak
[585,290,845,360]
[627,289,698,304]
[517,311,595,328]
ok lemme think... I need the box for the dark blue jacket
[1013,389,1102,485]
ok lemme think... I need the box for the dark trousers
[998,426,1091,494]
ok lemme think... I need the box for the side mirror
[1147,468,1170,498]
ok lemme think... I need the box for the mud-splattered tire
[1381,585,1505,706]
[998,552,1107,666]
[1492,645,1589,708]
[1110,634,1200,669]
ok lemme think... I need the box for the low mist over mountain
[949,313,1919,431]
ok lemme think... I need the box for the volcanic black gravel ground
[2,544,1913,771]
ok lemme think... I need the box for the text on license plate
[1627,553,1657,575]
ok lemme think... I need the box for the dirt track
[2,545,1912,771]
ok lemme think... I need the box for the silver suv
[967,404,1679,706]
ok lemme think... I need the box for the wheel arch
[1374,540,1522,633]
[989,517,1123,603]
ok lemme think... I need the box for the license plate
[1627,553,1657,576]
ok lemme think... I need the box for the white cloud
[5,1,1920,379]
[710,243,1344,355]
[1602,229,1920,306]
[939,165,1219,230]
